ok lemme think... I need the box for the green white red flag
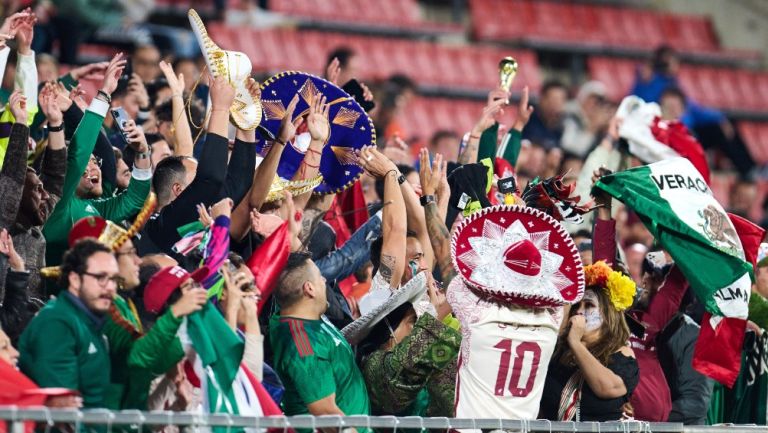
[594,157,764,386]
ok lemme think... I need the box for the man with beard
[0,86,66,299]
[17,239,126,408]
[42,53,151,268]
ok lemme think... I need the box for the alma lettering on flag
[594,157,764,386]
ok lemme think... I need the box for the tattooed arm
[419,149,456,285]
[425,201,456,286]
[359,147,407,289]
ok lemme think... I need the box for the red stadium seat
[738,122,768,165]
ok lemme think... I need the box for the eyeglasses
[82,271,123,287]
[115,248,138,258]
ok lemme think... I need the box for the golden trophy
[498,56,519,92]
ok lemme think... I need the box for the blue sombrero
[256,71,375,195]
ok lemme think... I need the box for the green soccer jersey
[269,315,371,421]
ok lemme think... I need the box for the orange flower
[584,260,611,287]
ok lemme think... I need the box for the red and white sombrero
[451,205,584,307]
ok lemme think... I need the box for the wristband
[47,124,64,133]
[384,169,399,179]
[420,195,436,206]
[136,151,149,160]
[275,138,286,146]
[96,90,111,103]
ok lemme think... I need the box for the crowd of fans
[0,4,767,432]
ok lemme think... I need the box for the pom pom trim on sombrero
[450,205,585,308]
[258,70,376,195]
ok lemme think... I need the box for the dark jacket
[0,253,39,345]
[658,313,715,425]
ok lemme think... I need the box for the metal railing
[0,408,765,433]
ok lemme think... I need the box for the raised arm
[159,61,194,157]
[291,94,330,210]
[359,147,407,289]
[398,144,433,271]
[0,91,29,228]
[458,92,506,166]
[230,94,301,241]
[419,149,456,285]
[59,53,126,204]
[223,79,260,206]
[13,15,38,123]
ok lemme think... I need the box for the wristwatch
[397,173,406,185]
[420,195,436,206]
[47,124,64,133]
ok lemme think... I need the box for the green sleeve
[20,317,78,389]
[59,102,108,210]
[284,350,336,405]
[477,122,499,163]
[127,309,185,375]
[90,177,150,222]
[499,128,523,167]
[362,313,461,413]
[59,73,79,90]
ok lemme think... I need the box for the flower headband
[583,261,636,311]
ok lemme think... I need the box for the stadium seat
[739,121,768,166]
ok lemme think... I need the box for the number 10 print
[493,339,542,397]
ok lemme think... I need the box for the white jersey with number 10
[447,278,562,429]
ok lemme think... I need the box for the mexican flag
[594,157,764,387]
[184,302,285,432]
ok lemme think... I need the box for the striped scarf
[557,371,583,421]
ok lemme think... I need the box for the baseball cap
[144,265,209,313]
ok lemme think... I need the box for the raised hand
[69,84,88,111]
[197,203,213,228]
[122,119,148,153]
[211,197,234,219]
[70,62,108,81]
[0,9,32,36]
[8,90,27,124]
[39,83,63,125]
[418,148,444,196]
[209,75,236,111]
[11,9,34,55]
[513,86,534,132]
[471,97,507,137]
[427,274,451,321]
[278,94,302,144]
[306,93,330,142]
[487,87,509,106]
[100,53,127,96]
[159,61,185,97]
[358,146,397,179]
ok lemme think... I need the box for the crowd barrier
[0,408,766,433]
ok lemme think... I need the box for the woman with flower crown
[538,260,640,421]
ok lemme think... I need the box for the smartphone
[342,79,375,112]
[111,107,132,146]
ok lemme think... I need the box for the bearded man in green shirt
[270,252,371,430]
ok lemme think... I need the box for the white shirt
[447,278,563,430]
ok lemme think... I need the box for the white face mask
[582,291,603,332]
